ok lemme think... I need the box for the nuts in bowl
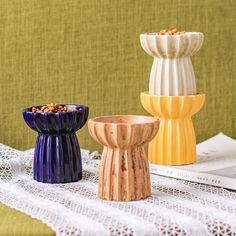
[144,28,185,35]
[31,103,73,113]
[158,28,185,35]
[22,103,89,184]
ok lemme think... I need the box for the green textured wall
[0,0,235,235]
[0,0,235,152]
[0,203,54,236]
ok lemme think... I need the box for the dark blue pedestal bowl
[22,104,89,183]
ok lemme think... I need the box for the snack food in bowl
[22,103,89,183]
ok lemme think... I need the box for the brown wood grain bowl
[88,115,159,201]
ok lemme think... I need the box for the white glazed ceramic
[140,32,204,96]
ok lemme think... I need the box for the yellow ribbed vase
[140,92,205,165]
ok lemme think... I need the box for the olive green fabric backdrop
[0,0,235,235]
[0,0,235,152]
[0,204,54,236]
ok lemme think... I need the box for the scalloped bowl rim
[89,115,159,125]
[140,32,204,37]
[140,91,205,98]
[22,104,88,114]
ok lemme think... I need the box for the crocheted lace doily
[0,143,236,236]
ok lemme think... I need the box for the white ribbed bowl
[140,32,204,96]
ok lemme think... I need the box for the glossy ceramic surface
[140,32,204,96]
[22,104,89,183]
[141,92,205,165]
[88,115,159,201]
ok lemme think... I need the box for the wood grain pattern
[88,115,159,201]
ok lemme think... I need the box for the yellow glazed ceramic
[140,92,205,165]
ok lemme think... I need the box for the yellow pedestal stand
[140,92,205,165]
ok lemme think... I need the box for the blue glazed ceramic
[22,104,89,183]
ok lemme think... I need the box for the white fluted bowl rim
[140,32,204,58]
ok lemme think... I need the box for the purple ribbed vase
[22,104,89,183]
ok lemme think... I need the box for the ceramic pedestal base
[22,104,89,183]
[140,32,204,96]
[34,133,82,183]
[140,92,205,165]
[88,115,159,201]
[99,146,150,201]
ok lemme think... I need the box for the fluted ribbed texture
[140,33,204,96]
[140,33,204,58]
[22,104,89,183]
[35,133,82,183]
[99,146,150,201]
[149,57,196,95]
[140,92,205,165]
[88,115,159,201]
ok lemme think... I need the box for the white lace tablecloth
[0,143,236,236]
